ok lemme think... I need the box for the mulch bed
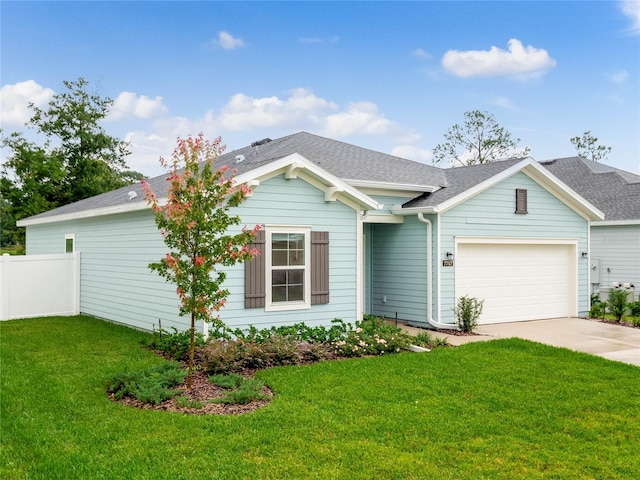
[109,368,274,416]
[588,317,639,329]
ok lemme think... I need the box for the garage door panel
[456,243,576,324]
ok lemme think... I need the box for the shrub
[174,396,204,409]
[209,374,269,405]
[412,331,450,349]
[107,362,187,405]
[607,289,628,322]
[228,319,350,344]
[630,300,640,318]
[589,293,605,318]
[453,295,484,332]
[144,327,206,361]
[332,316,413,357]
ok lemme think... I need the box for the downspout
[417,212,457,330]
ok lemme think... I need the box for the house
[541,157,640,302]
[18,132,605,334]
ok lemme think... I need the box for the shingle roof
[540,157,640,221]
[23,131,446,221]
[403,158,524,208]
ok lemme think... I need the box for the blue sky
[1,1,639,178]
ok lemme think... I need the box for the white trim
[18,153,381,227]
[357,212,364,320]
[454,236,579,245]
[264,226,312,312]
[346,179,439,193]
[17,201,152,227]
[391,158,604,221]
[592,219,640,226]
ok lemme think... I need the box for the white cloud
[216,31,244,50]
[219,88,338,130]
[0,80,54,126]
[441,39,556,80]
[107,92,168,121]
[608,69,629,84]
[324,101,403,137]
[621,1,640,34]
[412,48,431,59]
[391,144,432,164]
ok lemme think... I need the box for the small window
[265,226,311,311]
[65,234,75,253]
[515,189,528,214]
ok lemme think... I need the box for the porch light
[581,251,589,259]
[446,251,454,260]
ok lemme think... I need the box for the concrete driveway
[474,318,640,367]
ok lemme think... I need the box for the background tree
[570,131,612,162]
[142,134,261,388]
[432,110,530,167]
[0,78,141,247]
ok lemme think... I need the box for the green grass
[2,315,639,479]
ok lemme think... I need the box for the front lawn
[2,315,639,479]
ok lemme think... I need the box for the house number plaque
[442,259,454,267]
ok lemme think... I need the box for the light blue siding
[591,224,640,301]
[438,172,590,323]
[26,174,360,332]
[368,194,415,214]
[370,215,431,324]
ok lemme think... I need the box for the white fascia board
[17,200,155,227]
[591,219,640,226]
[389,158,605,220]
[345,179,439,193]
[236,152,381,210]
[19,153,382,227]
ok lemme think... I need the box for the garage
[455,240,577,324]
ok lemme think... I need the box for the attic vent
[251,138,272,147]
[128,191,138,201]
[235,154,245,163]
[540,160,556,166]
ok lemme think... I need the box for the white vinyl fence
[0,253,80,320]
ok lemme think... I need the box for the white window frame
[64,233,75,253]
[265,225,311,312]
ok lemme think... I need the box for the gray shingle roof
[24,131,446,221]
[403,158,524,208]
[19,134,639,224]
[540,157,640,221]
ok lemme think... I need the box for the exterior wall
[439,172,590,324]
[25,174,360,332]
[369,215,432,324]
[590,224,640,301]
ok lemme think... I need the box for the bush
[107,362,187,405]
[454,296,484,332]
[229,319,350,344]
[630,300,640,318]
[332,316,413,357]
[413,331,451,349]
[209,374,269,405]
[144,327,206,361]
[607,289,628,322]
[589,294,605,319]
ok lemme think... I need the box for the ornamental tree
[142,134,260,388]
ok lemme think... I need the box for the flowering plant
[142,134,260,387]
[332,316,412,357]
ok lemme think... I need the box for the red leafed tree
[142,134,261,387]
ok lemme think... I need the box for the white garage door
[455,242,576,324]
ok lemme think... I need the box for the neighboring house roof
[540,157,640,223]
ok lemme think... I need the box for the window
[515,189,528,214]
[245,228,330,310]
[65,234,75,253]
